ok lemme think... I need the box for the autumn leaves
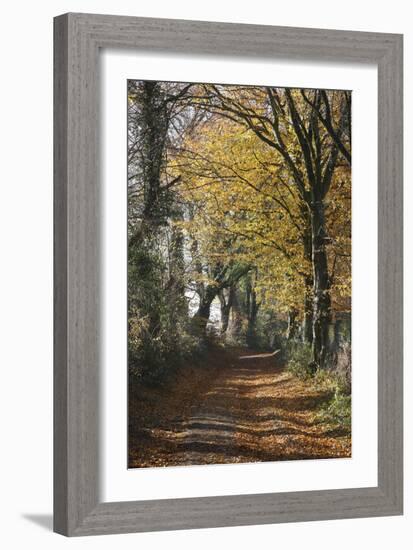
[127,81,351,381]
[173,85,351,366]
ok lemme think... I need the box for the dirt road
[128,348,351,468]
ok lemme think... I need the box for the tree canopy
[127,80,351,382]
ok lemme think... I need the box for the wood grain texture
[377,33,403,507]
[53,14,69,535]
[53,13,403,536]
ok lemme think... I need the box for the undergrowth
[285,340,351,432]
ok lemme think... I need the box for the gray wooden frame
[54,12,403,536]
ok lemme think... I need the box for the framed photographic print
[54,13,403,536]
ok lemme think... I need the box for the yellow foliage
[169,87,351,318]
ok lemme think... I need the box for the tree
[127,81,197,379]
[127,79,351,380]
[188,85,350,367]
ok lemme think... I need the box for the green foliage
[283,340,351,432]
[128,224,203,385]
[316,390,351,430]
[315,361,350,396]
[285,341,314,379]
[313,349,351,431]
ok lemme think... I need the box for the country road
[128,348,351,468]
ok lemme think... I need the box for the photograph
[0,1,405,543]
[127,79,352,468]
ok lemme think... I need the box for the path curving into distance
[128,348,351,468]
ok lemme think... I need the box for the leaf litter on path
[128,347,351,468]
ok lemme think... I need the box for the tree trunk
[311,200,332,368]
[332,317,343,353]
[302,217,314,343]
[228,289,244,342]
[302,278,313,343]
[127,82,169,344]
[192,285,218,334]
[218,286,234,334]
[286,309,298,340]
[246,282,260,348]
[141,82,168,224]
[166,210,187,320]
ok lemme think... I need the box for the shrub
[283,339,352,432]
[316,389,351,430]
[285,341,314,379]
[314,346,351,431]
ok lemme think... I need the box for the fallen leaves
[128,348,351,468]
